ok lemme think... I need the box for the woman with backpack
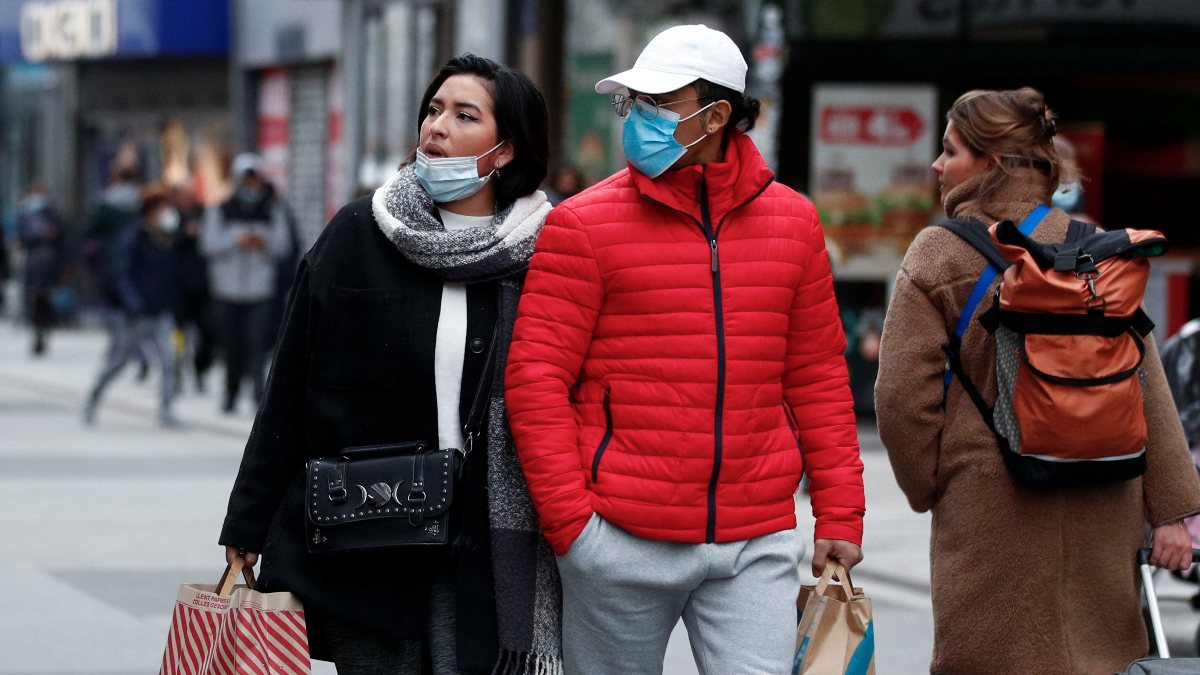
[218,55,560,673]
[876,87,1200,673]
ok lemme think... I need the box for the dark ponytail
[695,79,761,134]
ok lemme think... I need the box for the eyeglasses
[611,94,709,120]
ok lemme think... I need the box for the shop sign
[810,84,937,269]
[20,0,117,62]
[803,0,1200,40]
[820,105,925,146]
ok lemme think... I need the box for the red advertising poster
[256,68,290,194]
[325,64,345,222]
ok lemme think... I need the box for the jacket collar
[945,167,1053,224]
[630,131,774,227]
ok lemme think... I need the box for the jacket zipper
[591,388,613,483]
[641,173,773,543]
[698,170,725,543]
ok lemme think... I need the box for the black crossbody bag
[304,332,496,553]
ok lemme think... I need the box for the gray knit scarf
[372,167,562,675]
[372,166,549,283]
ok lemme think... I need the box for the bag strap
[937,218,1009,272]
[1065,219,1096,243]
[216,556,256,598]
[461,326,499,456]
[937,205,1050,401]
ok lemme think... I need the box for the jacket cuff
[1149,506,1200,529]
[218,519,268,553]
[813,521,863,547]
[547,509,595,556]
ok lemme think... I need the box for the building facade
[0,0,231,221]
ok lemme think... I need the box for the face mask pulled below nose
[414,141,504,203]
[621,100,715,179]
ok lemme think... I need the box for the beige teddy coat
[875,170,1200,674]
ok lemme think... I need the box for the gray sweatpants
[556,514,804,675]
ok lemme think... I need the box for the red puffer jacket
[506,132,865,555]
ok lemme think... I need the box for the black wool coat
[219,196,501,669]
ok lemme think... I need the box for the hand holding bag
[304,330,496,553]
[793,562,875,675]
[160,556,310,674]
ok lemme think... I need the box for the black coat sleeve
[219,257,312,551]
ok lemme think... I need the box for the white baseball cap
[231,152,264,180]
[595,24,747,96]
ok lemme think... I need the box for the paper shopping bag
[793,562,875,675]
[160,557,310,674]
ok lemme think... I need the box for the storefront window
[359,1,449,191]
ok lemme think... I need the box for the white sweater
[433,209,494,451]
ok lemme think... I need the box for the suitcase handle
[1138,547,1200,658]
[1137,547,1200,566]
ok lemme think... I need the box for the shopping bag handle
[812,562,857,600]
[216,555,257,598]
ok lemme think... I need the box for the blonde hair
[947,87,1079,207]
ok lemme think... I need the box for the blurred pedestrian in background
[84,164,152,379]
[506,25,864,675]
[83,184,182,428]
[543,164,584,204]
[17,183,67,355]
[1162,319,1200,448]
[169,185,215,394]
[83,165,140,309]
[201,153,291,414]
[1051,135,1096,224]
[219,55,557,673]
[875,87,1200,673]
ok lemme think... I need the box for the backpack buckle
[1075,252,1099,275]
[1078,270,1106,313]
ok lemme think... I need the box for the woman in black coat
[219,55,559,674]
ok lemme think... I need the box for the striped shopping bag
[161,557,310,674]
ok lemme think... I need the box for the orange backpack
[941,206,1168,487]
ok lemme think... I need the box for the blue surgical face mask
[414,141,504,203]
[236,185,264,204]
[1051,180,1082,212]
[622,100,716,179]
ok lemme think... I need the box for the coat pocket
[591,388,614,483]
[313,285,407,390]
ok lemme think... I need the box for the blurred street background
[3,318,1200,673]
[4,0,1200,672]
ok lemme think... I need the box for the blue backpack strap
[938,205,1050,400]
